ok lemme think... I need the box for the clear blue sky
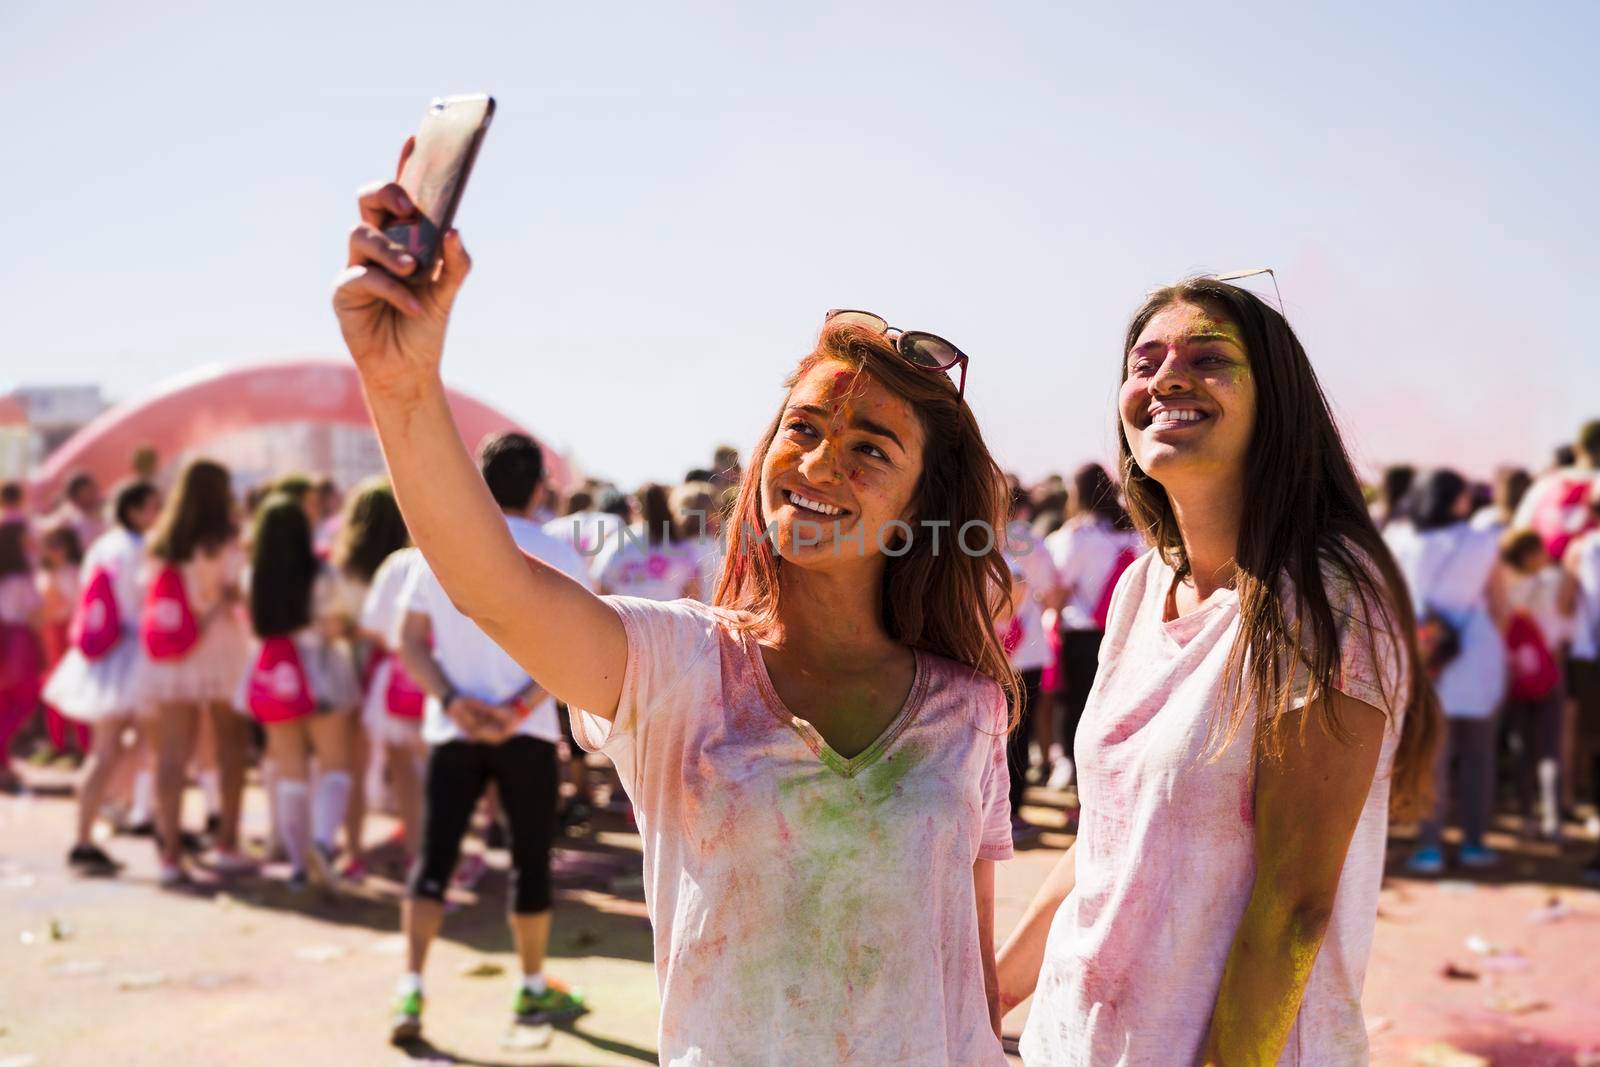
[4,1,1596,487]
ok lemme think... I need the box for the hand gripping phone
[385,94,495,283]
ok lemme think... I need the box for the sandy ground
[2,764,1598,1067]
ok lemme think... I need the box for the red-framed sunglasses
[823,309,971,400]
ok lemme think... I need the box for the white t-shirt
[361,547,427,651]
[402,517,593,745]
[81,525,146,628]
[1005,522,1059,673]
[1046,516,1142,631]
[571,596,1013,1066]
[1503,567,1574,653]
[593,533,700,602]
[1383,520,1506,717]
[1569,530,1600,662]
[1021,547,1407,1066]
[542,510,624,578]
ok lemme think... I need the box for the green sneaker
[513,980,587,1025]
[390,989,423,1045]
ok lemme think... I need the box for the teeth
[788,491,843,516]
[1152,409,1204,424]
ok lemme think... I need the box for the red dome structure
[29,358,572,500]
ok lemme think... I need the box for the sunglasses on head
[823,309,970,400]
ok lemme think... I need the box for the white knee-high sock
[199,769,221,817]
[312,771,351,851]
[276,779,311,873]
[129,769,154,824]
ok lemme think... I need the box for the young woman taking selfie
[1000,278,1440,1066]
[333,143,1020,1064]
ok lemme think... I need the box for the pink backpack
[140,566,199,660]
[72,566,121,660]
[1505,613,1559,702]
[1093,546,1138,631]
[1531,476,1597,562]
[245,636,314,723]
[384,651,427,720]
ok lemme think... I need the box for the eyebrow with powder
[1131,331,1244,356]
[792,403,906,453]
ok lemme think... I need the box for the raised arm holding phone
[334,101,1026,1064]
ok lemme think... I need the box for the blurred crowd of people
[1,418,1597,933]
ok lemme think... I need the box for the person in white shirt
[46,480,162,874]
[1497,529,1577,840]
[1385,469,1506,872]
[671,480,724,602]
[1041,464,1141,790]
[1001,496,1060,842]
[1513,419,1600,561]
[1562,511,1600,882]
[1469,466,1532,535]
[541,488,625,581]
[592,484,701,601]
[391,433,594,1043]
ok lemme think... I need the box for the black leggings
[1057,630,1104,758]
[409,736,558,915]
[1006,669,1043,820]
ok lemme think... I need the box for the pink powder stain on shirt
[775,808,792,846]
[1239,781,1255,826]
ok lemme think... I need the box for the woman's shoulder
[908,649,1012,731]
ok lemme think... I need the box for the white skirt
[42,630,143,722]
[132,615,254,711]
[361,657,424,747]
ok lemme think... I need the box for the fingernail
[397,253,415,266]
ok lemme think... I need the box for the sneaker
[67,843,122,876]
[1405,846,1445,875]
[1045,758,1075,792]
[1459,844,1500,869]
[339,857,368,882]
[209,849,258,876]
[121,819,156,838]
[390,989,424,1044]
[287,868,310,892]
[1583,850,1600,885]
[1011,817,1042,846]
[513,980,587,1025]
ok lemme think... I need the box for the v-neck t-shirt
[571,595,1014,1066]
[1020,548,1407,1066]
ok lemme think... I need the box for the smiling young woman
[332,145,1020,1065]
[1000,277,1440,1066]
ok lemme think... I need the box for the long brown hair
[712,323,1019,725]
[1119,278,1439,818]
[333,477,410,585]
[147,459,237,565]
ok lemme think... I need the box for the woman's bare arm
[995,844,1076,1015]
[974,858,1002,1038]
[332,147,626,719]
[1199,691,1385,1066]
